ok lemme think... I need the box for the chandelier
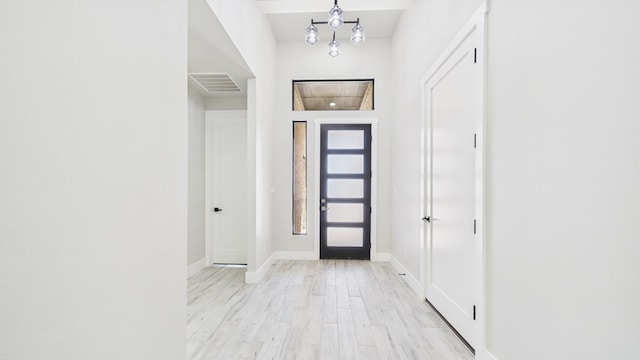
[304,0,366,57]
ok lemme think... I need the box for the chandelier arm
[312,20,359,25]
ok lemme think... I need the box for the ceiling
[188,0,411,98]
[256,0,412,41]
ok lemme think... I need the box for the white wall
[188,85,206,266]
[390,0,482,281]
[486,1,640,358]
[274,40,393,256]
[206,0,277,275]
[205,96,247,110]
[0,1,187,359]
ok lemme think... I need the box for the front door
[320,124,371,259]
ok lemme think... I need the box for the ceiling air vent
[189,73,242,94]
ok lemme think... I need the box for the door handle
[421,216,431,223]
[213,207,223,213]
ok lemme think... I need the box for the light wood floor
[187,260,473,360]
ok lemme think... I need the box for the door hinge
[473,305,476,320]
[473,219,477,234]
[370,206,372,214]
[474,133,477,148]
[474,48,477,63]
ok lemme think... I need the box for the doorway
[421,7,485,351]
[319,124,371,259]
[205,110,248,265]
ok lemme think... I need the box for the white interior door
[423,28,481,348]
[206,111,247,264]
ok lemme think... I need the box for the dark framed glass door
[320,124,371,259]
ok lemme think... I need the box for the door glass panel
[327,130,364,149]
[327,227,363,247]
[327,203,363,223]
[327,179,363,198]
[327,155,364,174]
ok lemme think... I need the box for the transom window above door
[292,79,374,111]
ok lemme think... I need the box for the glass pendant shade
[305,23,319,46]
[328,4,344,29]
[328,38,341,57]
[350,21,365,45]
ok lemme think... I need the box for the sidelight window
[292,121,307,235]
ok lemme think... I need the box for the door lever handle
[213,207,223,213]
[421,216,431,223]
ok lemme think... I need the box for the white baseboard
[245,251,277,284]
[275,251,317,260]
[244,271,258,283]
[390,254,421,298]
[187,258,206,278]
[484,350,498,360]
[370,251,391,261]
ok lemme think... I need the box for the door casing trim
[313,118,378,260]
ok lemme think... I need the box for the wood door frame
[420,3,487,357]
[313,118,379,260]
[205,110,248,267]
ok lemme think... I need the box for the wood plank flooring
[187,260,473,360]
